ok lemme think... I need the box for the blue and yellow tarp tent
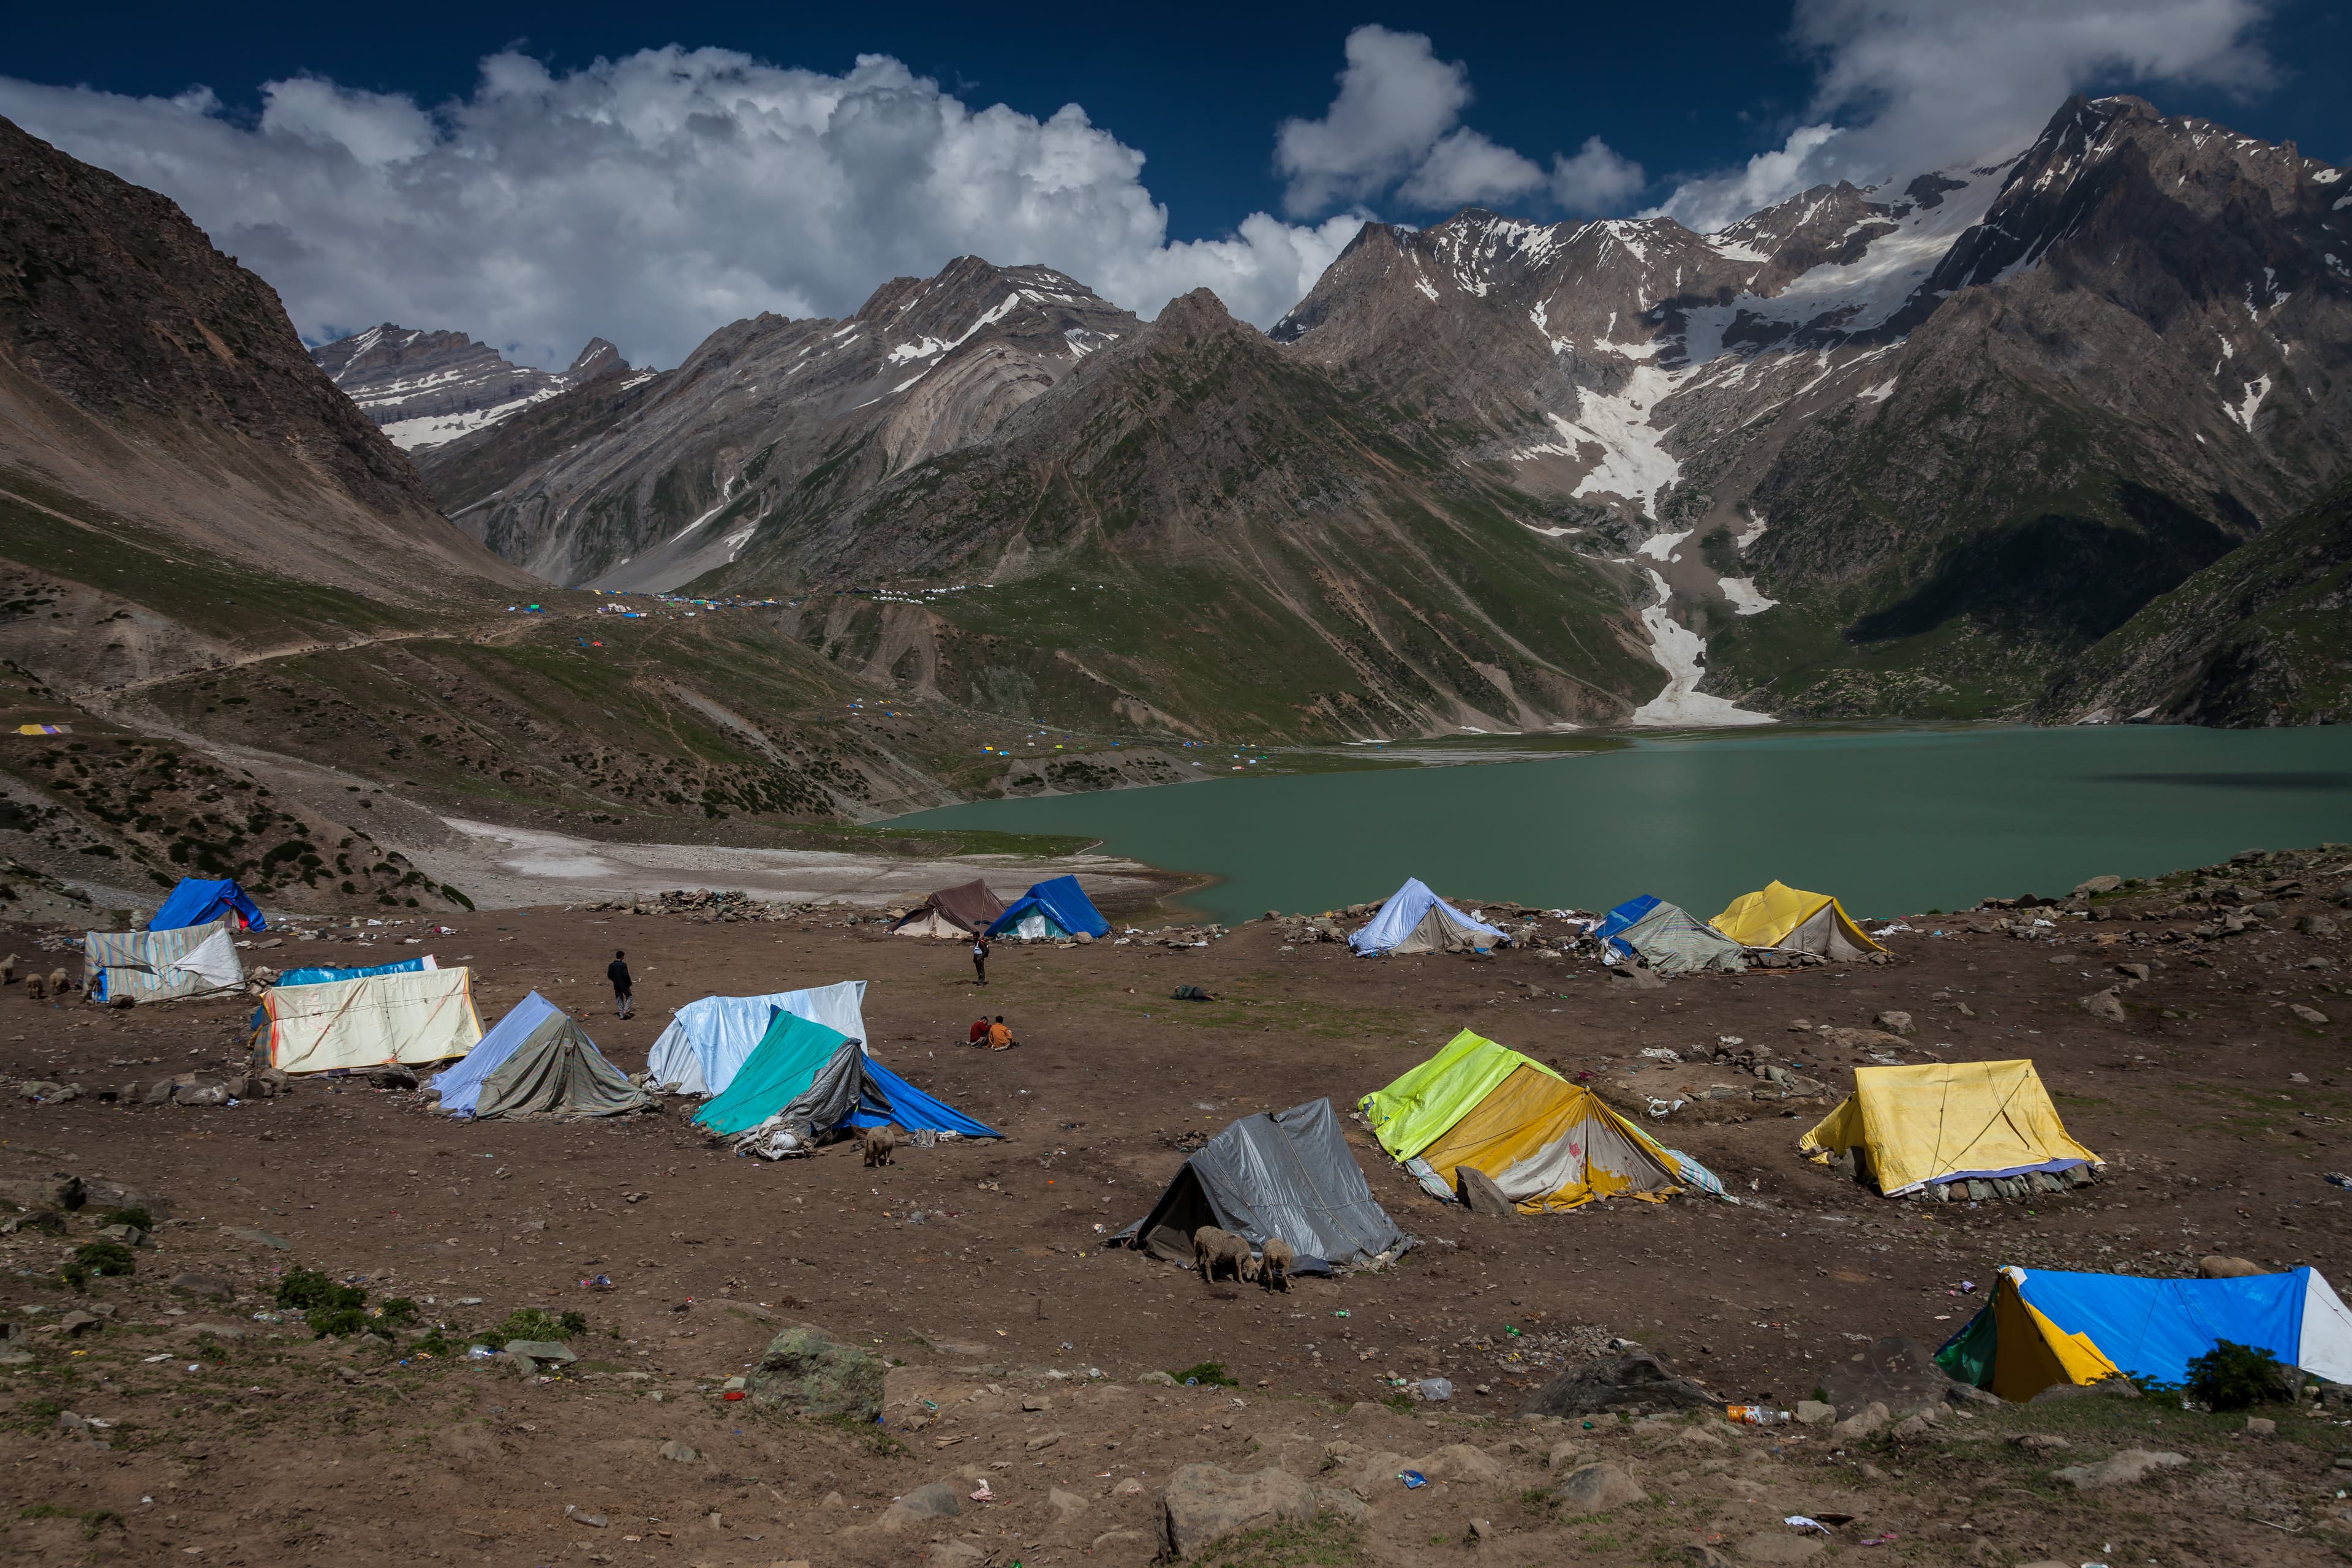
[1939,1264,2352,1401]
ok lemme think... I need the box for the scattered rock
[1793,1400,1834,1427]
[1551,1462,1645,1513]
[1873,1011,1915,1036]
[2075,875,2124,896]
[1519,1351,1714,1418]
[1457,1166,1518,1218]
[1830,1402,1888,1441]
[564,1507,608,1528]
[1156,1464,1314,1559]
[1467,1518,1493,1543]
[744,1324,885,1422]
[658,1440,698,1462]
[2291,1004,2331,1026]
[1137,1371,1178,1387]
[1047,1487,1087,1520]
[1312,1487,1369,1526]
[2116,962,2151,982]
[1547,1441,1593,1469]
[1025,1432,1061,1452]
[2052,1449,2188,1489]
[881,1482,963,1529]
[2245,1417,2277,1437]
[505,1339,576,1366]
[59,1310,102,1338]
[1419,1443,1502,1484]
[1819,1336,1974,1421]
[1114,1477,1146,1496]
[2299,915,2339,938]
[2011,1433,2071,1451]
[2198,1255,2267,1278]
[1091,1529,1152,1553]
[923,1542,986,1566]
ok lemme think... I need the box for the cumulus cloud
[1656,0,2277,232]
[0,47,1363,368]
[1278,25,1643,218]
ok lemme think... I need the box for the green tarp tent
[471,1009,650,1121]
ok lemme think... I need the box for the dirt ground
[0,850,2348,1567]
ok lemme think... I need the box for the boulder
[2116,962,2152,982]
[1419,1443,1502,1485]
[2198,1255,2268,1278]
[1872,1011,1915,1037]
[1519,1351,1715,1419]
[2292,1004,2332,1026]
[1547,1441,1593,1469]
[1816,1027,1908,1054]
[2300,915,2339,938]
[658,1440,698,1462]
[1830,1401,1888,1441]
[1047,1487,1087,1520]
[2074,875,2124,897]
[1457,1166,1518,1218]
[2077,989,2126,1022]
[880,1481,962,1530]
[745,1324,886,1422]
[1312,1487,1368,1526]
[2051,1449,2188,1489]
[1156,1464,1314,1559]
[1551,1462,1645,1513]
[1793,1400,1834,1427]
[1818,1336,1974,1421]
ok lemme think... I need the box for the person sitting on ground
[986,1015,1016,1050]
[967,1017,990,1046]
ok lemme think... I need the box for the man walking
[608,949,633,1019]
[971,932,990,986]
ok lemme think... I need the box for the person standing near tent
[608,950,633,1020]
[971,932,990,986]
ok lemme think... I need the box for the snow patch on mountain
[1718,576,1777,615]
[1629,570,1774,728]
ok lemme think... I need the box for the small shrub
[69,1241,135,1284]
[1169,1360,1238,1389]
[276,1268,362,1313]
[59,1261,88,1292]
[412,1327,456,1359]
[375,1297,420,1327]
[2185,1340,2290,1411]
[307,1305,375,1338]
[98,1207,153,1232]
[472,1308,584,1346]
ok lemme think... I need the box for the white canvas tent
[1349,878,1506,957]
[254,967,484,1074]
[85,919,244,1004]
[645,981,869,1096]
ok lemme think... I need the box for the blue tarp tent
[644,980,869,1096]
[846,1057,1002,1139]
[277,957,428,987]
[1594,895,1662,956]
[1349,878,1504,956]
[1939,1264,2352,1401]
[432,990,558,1116]
[987,875,1110,940]
[151,878,265,932]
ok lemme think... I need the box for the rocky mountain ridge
[309,326,630,452]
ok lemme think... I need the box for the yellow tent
[1710,880,1883,957]
[1798,1058,2102,1197]
[1362,1030,1685,1213]
[256,967,484,1074]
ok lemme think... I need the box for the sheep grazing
[860,1126,898,1169]
[0,954,15,985]
[24,972,47,1001]
[46,969,69,997]
[1258,1236,1296,1292]
[1193,1225,1252,1286]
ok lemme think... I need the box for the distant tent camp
[275,956,432,987]
[986,875,1110,941]
[84,920,244,1005]
[1710,881,1882,957]
[1117,1099,1408,1272]
[1595,895,1747,975]
[431,991,648,1120]
[1362,1029,1706,1212]
[692,1010,999,1145]
[893,880,1008,940]
[645,981,869,1096]
[252,967,483,1074]
[1349,878,1505,957]
[149,878,265,933]
[1799,1059,2102,1198]
[1938,1264,2352,1402]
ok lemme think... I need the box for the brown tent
[892,878,1009,939]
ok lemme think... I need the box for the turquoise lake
[892,726,2352,925]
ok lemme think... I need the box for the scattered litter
[1784,1517,1833,1535]
[1397,1471,1427,1489]
[1638,1047,1681,1062]
[580,1275,614,1291]
[2325,1172,2352,1191]
[1727,1405,1790,1425]
[970,1479,994,1503]
[1416,1378,1453,1402]
[1331,1310,1349,1318]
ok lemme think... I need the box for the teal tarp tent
[692,1011,854,1136]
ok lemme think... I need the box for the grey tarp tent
[470,1011,650,1121]
[1116,1099,1411,1272]
[1618,902,1749,976]
[892,878,1008,939]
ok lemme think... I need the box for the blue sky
[5,2,2345,366]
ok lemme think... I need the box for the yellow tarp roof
[1417,1063,1681,1212]
[1798,1058,2101,1197]
[1710,880,1884,952]
[1991,1272,2123,1402]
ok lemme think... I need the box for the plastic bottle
[1725,1404,1791,1425]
